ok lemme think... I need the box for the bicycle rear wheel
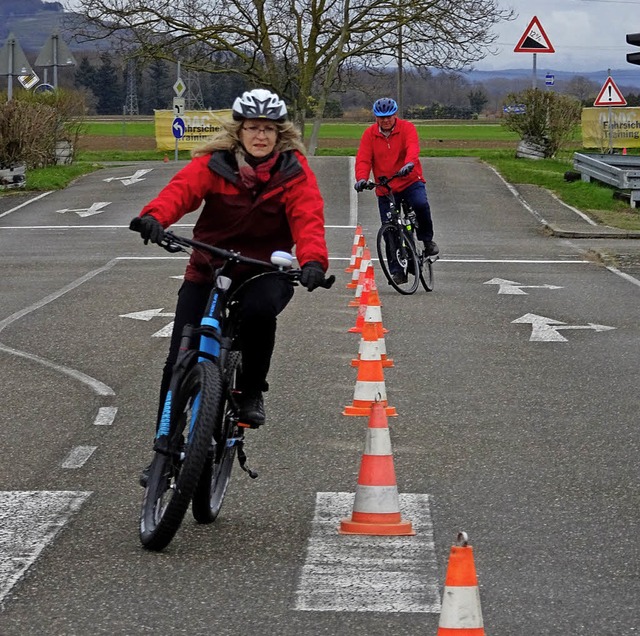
[419,255,435,292]
[192,351,241,523]
[376,224,419,295]
[140,360,223,551]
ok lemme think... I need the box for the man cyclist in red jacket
[354,97,438,284]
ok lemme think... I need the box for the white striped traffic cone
[339,401,413,535]
[438,532,485,635]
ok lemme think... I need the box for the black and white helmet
[232,89,287,121]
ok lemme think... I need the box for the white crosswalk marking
[295,492,440,613]
[0,491,91,605]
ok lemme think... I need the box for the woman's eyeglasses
[242,125,278,136]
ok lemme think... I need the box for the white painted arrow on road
[484,278,563,295]
[56,202,110,217]
[120,308,174,338]
[120,308,175,321]
[103,168,152,186]
[512,313,616,342]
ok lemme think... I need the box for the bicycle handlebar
[362,168,407,191]
[130,224,335,289]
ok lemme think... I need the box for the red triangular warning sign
[514,16,555,53]
[594,77,627,107]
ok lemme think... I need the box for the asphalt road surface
[0,157,638,635]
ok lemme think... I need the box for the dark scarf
[235,148,280,190]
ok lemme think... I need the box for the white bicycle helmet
[232,89,288,121]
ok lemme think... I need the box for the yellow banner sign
[155,109,232,151]
[582,107,640,149]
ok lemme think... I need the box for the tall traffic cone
[343,337,396,416]
[345,226,365,273]
[351,319,394,368]
[438,532,485,636]
[339,401,413,535]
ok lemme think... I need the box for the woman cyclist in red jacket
[131,89,329,477]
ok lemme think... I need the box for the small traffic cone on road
[351,319,394,368]
[163,155,169,163]
[339,401,414,535]
[345,226,365,273]
[349,258,375,307]
[437,532,485,636]
[347,247,369,289]
[343,336,396,416]
[349,284,388,335]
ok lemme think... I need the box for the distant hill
[459,68,640,92]
[0,10,109,55]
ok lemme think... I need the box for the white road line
[606,265,640,289]
[349,156,358,227]
[0,192,53,219]
[94,406,117,426]
[295,492,440,613]
[0,491,91,606]
[0,344,115,397]
[61,446,97,469]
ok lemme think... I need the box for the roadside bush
[0,89,87,168]
[501,88,582,158]
[0,99,58,168]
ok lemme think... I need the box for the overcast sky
[60,0,640,73]
[479,0,640,72]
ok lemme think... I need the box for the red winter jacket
[354,118,425,197]
[138,150,328,284]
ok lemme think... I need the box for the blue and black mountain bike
[131,228,334,551]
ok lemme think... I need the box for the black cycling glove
[300,261,326,292]
[131,215,164,245]
[398,162,414,177]
[354,179,368,193]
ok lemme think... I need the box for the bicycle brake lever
[321,275,336,289]
[161,241,185,254]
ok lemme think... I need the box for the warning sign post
[514,16,555,88]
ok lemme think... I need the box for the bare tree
[67,0,514,152]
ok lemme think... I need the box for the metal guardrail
[573,153,640,208]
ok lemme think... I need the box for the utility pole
[123,59,139,116]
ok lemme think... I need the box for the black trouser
[155,275,294,427]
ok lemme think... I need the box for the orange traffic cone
[438,532,485,635]
[163,155,169,163]
[345,226,365,273]
[349,284,388,335]
[352,319,394,368]
[339,401,413,535]
[343,337,396,416]
[347,247,369,289]
[349,258,375,307]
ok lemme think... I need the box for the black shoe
[423,241,439,257]
[391,271,408,285]
[237,391,265,428]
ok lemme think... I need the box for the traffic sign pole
[513,17,555,90]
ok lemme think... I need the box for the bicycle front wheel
[140,360,223,551]
[192,351,241,524]
[419,255,435,292]
[376,224,420,295]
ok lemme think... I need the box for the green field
[82,119,520,142]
